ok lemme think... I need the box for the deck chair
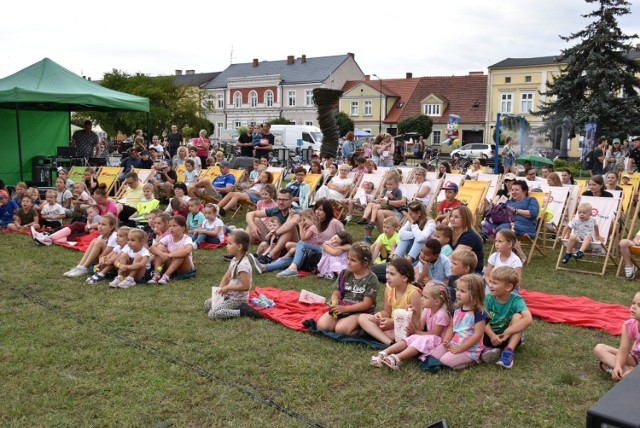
[174,164,187,182]
[266,167,285,189]
[304,173,325,206]
[400,183,420,201]
[477,173,501,202]
[436,173,465,203]
[460,180,491,213]
[556,195,622,276]
[574,178,589,191]
[517,191,550,265]
[426,171,438,180]
[116,168,154,199]
[97,166,122,196]
[67,166,86,184]
[229,169,246,190]
[456,186,486,224]
[616,197,640,278]
[538,185,571,250]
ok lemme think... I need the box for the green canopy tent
[0,58,149,184]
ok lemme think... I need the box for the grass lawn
[0,215,635,427]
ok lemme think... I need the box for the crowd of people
[0,130,638,378]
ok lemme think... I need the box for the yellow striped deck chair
[518,191,550,265]
[175,164,187,182]
[97,166,122,196]
[67,166,86,184]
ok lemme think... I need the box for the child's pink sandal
[370,352,387,368]
[382,354,401,370]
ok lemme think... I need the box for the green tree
[77,70,213,139]
[397,114,433,138]
[335,111,354,137]
[534,0,640,139]
[268,117,294,125]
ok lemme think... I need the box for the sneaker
[364,223,376,230]
[157,274,170,285]
[109,276,123,288]
[344,215,352,223]
[363,236,372,244]
[574,251,584,260]
[65,266,88,277]
[481,347,502,364]
[625,264,637,280]
[239,302,263,319]
[561,253,572,264]
[356,218,368,225]
[86,273,106,285]
[276,269,298,277]
[223,254,234,262]
[255,254,272,265]
[30,225,38,240]
[35,233,53,246]
[147,273,162,284]
[324,273,335,280]
[117,276,137,289]
[496,348,515,369]
[219,207,226,217]
[248,253,263,274]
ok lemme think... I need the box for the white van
[269,125,323,151]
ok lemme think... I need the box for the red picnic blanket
[56,230,101,252]
[520,288,629,335]
[248,287,328,331]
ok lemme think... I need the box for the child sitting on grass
[560,202,603,264]
[0,189,19,229]
[28,187,42,213]
[186,197,205,235]
[370,216,399,265]
[372,283,452,370]
[128,183,160,227]
[8,195,39,232]
[204,230,252,319]
[481,267,533,369]
[594,291,640,381]
[109,228,151,289]
[39,189,66,230]
[316,244,379,335]
[34,205,102,246]
[148,216,194,285]
[255,216,282,259]
[446,249,478,306]
[484,229,524,290]
[317,231,353,280]
[434,224,453,257]
[86,226,130,284]
[191,203,225,248]
[415,239,452,286]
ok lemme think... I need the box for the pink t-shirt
[160,233,194,264]
[97,199,119,216]
[317,218,344,243]
[257,200,278,225]
[303,224,321,246]
[624,318,640,362]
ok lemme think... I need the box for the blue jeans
[265,256,293,272]
[292,242,322,266]
[379,160,393,167]
[394,238,424,260]
[191,233,220,245]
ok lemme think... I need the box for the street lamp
[372,74,382,133]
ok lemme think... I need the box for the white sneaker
[248,253,263,274]
[345,215,352,223]
[35,233,52,246]
[30,226,38,240]
[191,242,198,250]
[625,265,637,280]
[109,276,123,287]
[64,266,88,277]
[117,276,136,289]
[157,274,170,285]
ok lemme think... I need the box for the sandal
[370,352,387,368]
[382,354,401,370]
[599,362,613,376]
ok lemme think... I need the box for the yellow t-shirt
[385,283,419,313]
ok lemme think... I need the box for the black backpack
[298,249,322,273]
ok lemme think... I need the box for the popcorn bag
[298,289,326,304]
[393,308,412,341]
[211,287,224,305]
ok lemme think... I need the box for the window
[288,90,296,106]
[217,123,224,134]
[500,92,513,113]
[305,121,313,126]
[265,90,274,107]
[520,91,534,113]
[233,92,242,108]
[249,91,258,107]
[525,75,532,83]
[350,101,359,116]
[424,103,441,116]
[364,101,372,116]
[217,94,224,109]
[234,121,242,129]
[505,77,511,84]
[305,90,313,106]
[432,130,441,145]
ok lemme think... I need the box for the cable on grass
[11,286,326,428]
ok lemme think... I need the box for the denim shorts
[503,158,515,167]
[248,192,261,203]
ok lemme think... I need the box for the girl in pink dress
[594,291,640,381]
[372,283,452,369]
[148,216,195,284]
[317,231,352,280]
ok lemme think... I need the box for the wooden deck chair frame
[96,166,123,196]
[174,164,187,183]
[436,173,465,203]
[616,196,640,278]
[477,173,501,203]
[556,195,622,276]
[304,173,324,206]
[67,165,87,184]
[456,187,486,225]
[538,185,571,250]
[116,168,154,199]
[266,167,285,189]
[517,191,550,265]
[460,180,490,213]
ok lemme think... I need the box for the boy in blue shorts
[0,189,19,228]
[481,266,533,369]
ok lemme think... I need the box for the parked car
[450,143,496,159]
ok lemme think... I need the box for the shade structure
[0,58,150,184]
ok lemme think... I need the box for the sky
[2,0,640,81]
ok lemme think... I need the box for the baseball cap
[633,136,640,142]
[0,189,8,199]
[219,160,231,168]
[504,173,517,181]
[612,138,621,144]
[622,172,631,179]
[442,181,459,192]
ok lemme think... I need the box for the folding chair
[517,191,550,265]
[229,169,246,190]
[266,167,285,189]
[477,173,501,203]
[116,168,154,199]
[67,166,86,184]
[538,185,571,250]
[174,164,187,182]
[305,173,324,206]
[97,166,123,196]
[456,187,486,225]
[616,196,640,278]
[460,180,491,213]
[436,173,465,203]
[400,183,420,201]
[556,195,622,276]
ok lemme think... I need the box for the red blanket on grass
[248,287,327,331]
[198,235,228,250]
[56,230,101,252]
[520,289,629,335]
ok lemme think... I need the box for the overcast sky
[2,0,639,81]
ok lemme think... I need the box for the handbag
[485,202,514,225]
[298,248,322,273]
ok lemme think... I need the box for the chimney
[175,69,183,76]
[406,72,412,79]
[186,70,195,75]
[364,75,370,81]
[301,55,306,63]
[348,52,355,59]
[287,55,295,65]
[252,58,259,67]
